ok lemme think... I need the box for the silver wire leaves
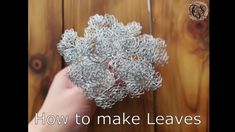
[57,14,168,109]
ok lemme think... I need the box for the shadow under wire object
[57,14,168,109]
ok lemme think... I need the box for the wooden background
[28,0,209,131]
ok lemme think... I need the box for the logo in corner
[188,1,209,21]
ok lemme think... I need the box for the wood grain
[28,0,209,131]
[64,0,154,132]
[28,0,62,121]
[152,0,209,131]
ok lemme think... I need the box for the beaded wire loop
[57,14,168,109]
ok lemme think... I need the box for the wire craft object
[57,14,168,109]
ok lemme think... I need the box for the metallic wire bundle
[57,14,168,109]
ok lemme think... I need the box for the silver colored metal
[57,14,168,109]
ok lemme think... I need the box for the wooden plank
[28,0,62,122]
[152,0,209,131]
[64,0,154,131]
